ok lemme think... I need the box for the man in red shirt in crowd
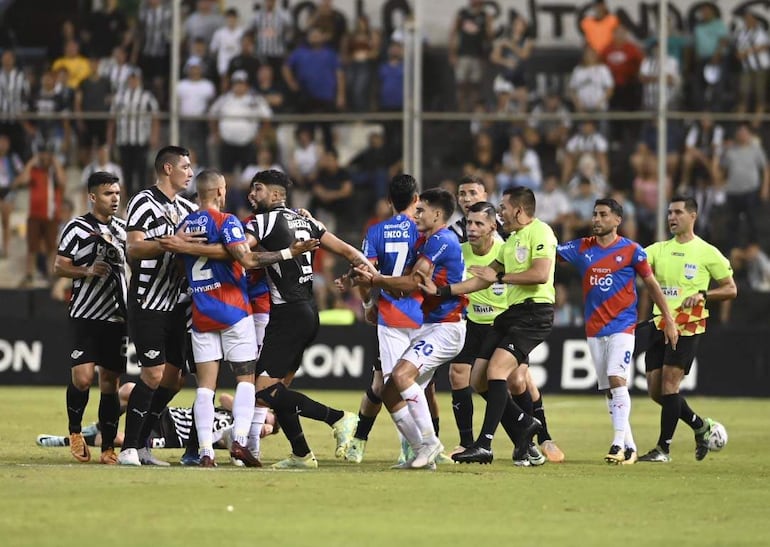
[602,25,643,142]
[13,143,66,286]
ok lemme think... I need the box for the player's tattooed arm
[159,229,229,260]
[228,238,320,269]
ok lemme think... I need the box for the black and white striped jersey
[0,67,29,120]
[126,186,197,312]
[57,213,128,322]
[138,3,171,58]
[249,7,292,58]
[154,405,232,449]
[111,86,159,146]
[245,206,325,305]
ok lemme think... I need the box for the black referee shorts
[487,302,554,365]
[645,329,700,375]
[69,318,127,373]
[128,304,186,368]
[453,319,493,365]
[257,301,319,379]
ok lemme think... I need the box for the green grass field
[1,387,768,546]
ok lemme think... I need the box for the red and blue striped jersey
[242,214,270,315]
[557,235,652,337]
[362,214,423,328]
[414,227,467,323]
[180,208,250,332]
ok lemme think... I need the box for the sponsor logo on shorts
[70,350,84,359]
[144,349,161,359]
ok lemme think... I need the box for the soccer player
[448,174,507,241]
[422,187,556,466]
[54,171,127,464]
[638,196,737,463]
[557,198,678,464]
[355,188,467,469]
[244,169,372,469]
[118,146,197,466]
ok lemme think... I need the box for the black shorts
[128,304,186,368]
[453,319,493,365]
[257,301,319,379]
[644,329,700,375]
[488,302,554,365]
[69,318,127,373]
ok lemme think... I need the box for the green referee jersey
[462,239,509,324]
[645,236,733,317]
[497,218,557,305]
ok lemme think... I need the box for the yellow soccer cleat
[540,440,565,463]
[271,452,319,470]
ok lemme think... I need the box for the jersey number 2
[191,256,213,281]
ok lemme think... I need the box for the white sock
[194,388,215,455]
[390,406,422,452]
[400,383,437,444]
[610,386,631,448]
[247,406,269,456]
[233,382,256,446]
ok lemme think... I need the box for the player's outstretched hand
[415,270,437,295]
[663,321,679,351]
[468,265,498,284]
[352,264,375,288]
[290,238,320,256]
[87,260,111,278]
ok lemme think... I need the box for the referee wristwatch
[496,271,505,284]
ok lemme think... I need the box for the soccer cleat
[117,448,141,466]
[622,448,638,465]
[99,448,118,465]
[36,434,67,447]
[331,412,358,458]
[451,445,494,464]
[527,443,546,466]
[512,444,530,467]
[81,422,99,437]
[180,452,201,466]
[605,444,625,465]
[695,418,714,461]
[540,440,565,463]
[411,439,444,469]
[397,438,415,465]
[391,459,435,470]
[638,446,671,463]
[434,452,456,465]
[138,446,170,466]
[230,440,263,467]
[199,455,217,468]
[69,433,90,463]
[270,452,318,469]
[345,438,367,463]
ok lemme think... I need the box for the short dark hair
[389,174,418,213]
[467,201,497,223]
[154,146,189,174]
[670,195,698,213]
[86,171,119,192]
[251,168,292,190]
[594,198,623,218]
[457,174,484,190]
[419,188,455,221]
[503,186,536,216]
[195,169,223,192]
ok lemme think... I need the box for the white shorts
[192,315,258,364]
[587,333,636,390]
[253,312,269,359]
[377,325,412,377]
[401,322,466,389]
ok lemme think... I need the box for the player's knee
[256,382,288,409]
[390,366,414,391]
[506,373,527,394]
[140,367,163,389]
[229,359,257,378]
[449,364,470,389]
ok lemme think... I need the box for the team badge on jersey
[516,245,529,263]
[684,263,697,280]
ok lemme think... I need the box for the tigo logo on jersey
[684,263,697,280]
[589,269,613,292]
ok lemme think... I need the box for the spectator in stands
[29,70,71,166]
[609,188,638,241]
[177,56,216,165]
[692,4,729,111]
[534,173,570,239]
[345,14,380,113]
[248,0,293,81]
[187,37,218,82]
[107,69,159,196]
[49,20,79,61]
[496,133,542,193]
[0,50,30,159]
[208,70,272,182]
[465,131,497,179]
[99,46,134,95]
[209,8,244,83]
[0,134,22,258]
[133,0,171,109]
[52,40,91,90]
[449,0,493,112]
[734,11,770,120]
[568,47,613,133]
[562,120,609,185]
[225,33,260,91]
[75,57,111,166]
[288,125,322,210]
[12,144,65,286]
[79,144,123,211]
[553,282,583,327]
[255,65,285,112]
[490,15,533,111]
[527,88,571,169]
[719,123,769,250]
[680,114,723,191]
[378,39,404,159]
[283,26,344,150]
[308,0,348,52]
[632,150,671,245]
[82,0,129,59]
[311,147,354,233]
[241,145,283,192]
[639,39,681,111]
[566,152,608,198]
[602,25,642,143]
[348,127,391,203]
[580,0,619,54]
[562,175,600,241]
[731,241,770,293]
[632,118,683,179]
[184,0,224,53]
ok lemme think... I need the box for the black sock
[122,379,154,449]
[138,386,177,447]
[679,397,705,431]
[476,380,513,450]
[513,390,534,417]
[452,387,474,447]
[432,416,440,437]
[98,392,120,450]
[275,409,310,457]
[184,401,199,455]
[532,397,552,444]
[355,413,376,441]
[280,389,344,426]
[66,383,90,434]
[658,393,682,453]
[479,390,518,445]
